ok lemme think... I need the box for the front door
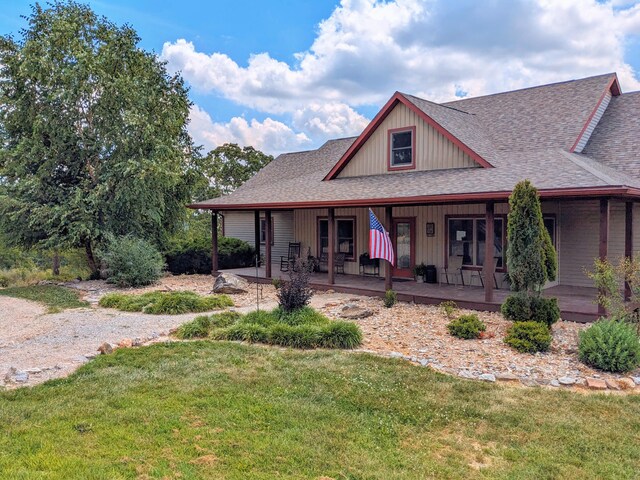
[392,218,415,278]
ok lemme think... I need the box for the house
[190,73,640,321]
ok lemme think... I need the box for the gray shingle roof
[192,73,639,210]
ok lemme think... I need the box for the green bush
[102,236,164,287]
[502,294,560,327]
[501,294,531,321]
[98,291,233,314]
[268,323,322,349]
[383,290,397,308]
[578,319,640,373]
[176,315,212,339]
[319,321,363,349]
[504,321,552,353]
[210,311,242,328]
[447,314,486,339]
[439,300,458,319]
[223,323,269,343]
[0,275,8,288]
[530,297,560,327]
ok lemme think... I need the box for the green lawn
[1,342,639,479]
[0,285,89,312]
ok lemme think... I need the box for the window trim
[259,217,274,246]
[387,126,416,171]
[316,216,357,262]
[444,214,507,272]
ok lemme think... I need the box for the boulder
[212,273,249,294]
[340,305,373,320]
[97,342,113,355]
[586,378,608,390]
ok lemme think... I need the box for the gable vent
[574,90,612,153]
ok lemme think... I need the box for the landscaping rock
[419,359,429,367]
[558,376,576,386]
[118,338,133,348]
[97,342,113,355]
[478,373,496,382]
[550,379,561,387]
[586,378,608,390]
[605,379,621,391]
[631,376,640,385]
[495,372,519,382]
[617,378,636,390]
[25,368,42,374]
[340,305,373,320]
[212,273,249,294]
[13,371,29,383]
[458,370,476,379]
[389,352,404,359]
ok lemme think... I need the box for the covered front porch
[223,265,600,322]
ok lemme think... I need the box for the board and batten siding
[573,90,612,153]
[294,204,515,282]
[558,200,630,288]
[223,211,294,261]
[337,103,478,178]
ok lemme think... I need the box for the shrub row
[176,306,363,349]
[165,236,255,275]
[99,291,233,314]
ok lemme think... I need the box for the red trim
[387,126,416,171]
[570,74,621,152]
[323,92,493,180]
[391,217,416,278]
[189,186,640,211]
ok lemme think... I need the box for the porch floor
[223,265,599,322]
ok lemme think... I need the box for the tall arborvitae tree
[506,180,557,293]
[0,1,200,274]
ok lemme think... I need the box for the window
[448,217,504,268]
[318,218,355,260]
[543,217,556,247]
[260,217,274,245]
[388,127,415,169]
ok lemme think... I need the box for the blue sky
[2,1,640,155]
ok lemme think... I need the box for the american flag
[369,209,395,265]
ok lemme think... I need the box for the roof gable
[324,92,493,180]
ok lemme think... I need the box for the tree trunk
[52,250,60,276]
[85,240,98,275]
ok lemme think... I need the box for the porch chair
[318,252,346,274]
[439,255,464,286]
[469,258,499,288]
[280,242,301,272]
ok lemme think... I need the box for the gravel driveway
[0,296,224,388]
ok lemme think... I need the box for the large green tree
[196,143,273,200]
[506,180,557,293]
[0,1,200,273]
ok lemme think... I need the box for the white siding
[223,211,294,261]
[574,90,612,153]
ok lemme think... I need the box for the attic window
[388,126,416,170]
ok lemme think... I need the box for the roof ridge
[444,73,616,105]
[401,92,473,115]
[559,150,623,186]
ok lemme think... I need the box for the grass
[0,285,89,312]
[98,291,233,314]
[178,306,363,349]
[1,342,639,479]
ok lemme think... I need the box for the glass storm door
[392,218,415,278]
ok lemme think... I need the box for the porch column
[254,210,261,267]
[211,211,219,276]
[385,206,393,291]
[265,210,272,278]
[328,207,335,285]
[599,198,610,316]
[625,202,634,301]
[484,201,495,303]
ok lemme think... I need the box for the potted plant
[413,262,428,283]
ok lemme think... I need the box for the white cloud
[189,105,311,156]
[163,0,640,152]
